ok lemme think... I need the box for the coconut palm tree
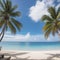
[41,7,60,39]
[0,0,22,41]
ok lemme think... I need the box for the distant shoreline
[1,41,60,42]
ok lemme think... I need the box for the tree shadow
[46,53,60,60]
[3,52,29,60]
[2,52,60,60]
[11,56,30,60]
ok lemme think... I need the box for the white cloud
[3,32,30,42]
[2,32,59,42]
[29,0,48,22]
[28,0,58,22]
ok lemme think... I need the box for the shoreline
[1,48,60,51]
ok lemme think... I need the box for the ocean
[0,42,60,50]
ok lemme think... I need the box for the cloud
[2,32,59,42]
[3,32,30,42]
[29,0,48,22]
[28,0,58,22]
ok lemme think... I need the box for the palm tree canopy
[0,0,22,41]
[0,0,22,34]
[41,7,60,39]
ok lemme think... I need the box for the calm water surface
[0,42,60,50]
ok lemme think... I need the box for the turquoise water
[0,42,60,50]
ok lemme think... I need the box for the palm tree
[41,7,60,39]
[0,0,22,41]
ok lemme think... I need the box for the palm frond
[45,27,52,39]
[8,21,16,34]
[0,20,5,28]
[5,0,11,11]
[57,21,60,25]
[57,21,60,30]
[41,15,53,22]
[11,18,22,31]
[57,7,60,15]
[43,22,52,31]
[0,0,5,10]
[48,7,57,19]
[8,0,12,9]
[10,5,18,12]
[52,26,57,36]
[10,11,21,17]
[57,12,60,19]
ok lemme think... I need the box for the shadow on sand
[46,53,60,60]
[3,52,60,60]
[3,52,30,60]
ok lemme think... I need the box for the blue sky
[2,0,60,42]
[11,0,43,35]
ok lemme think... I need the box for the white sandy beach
[0,50,60,60]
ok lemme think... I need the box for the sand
[0,50,60,60]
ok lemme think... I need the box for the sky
[2,0,60,42]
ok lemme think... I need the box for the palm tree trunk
[0,32,3,36]
[0,27,4,36]
[0,23,6,42]
[0,31,4,42]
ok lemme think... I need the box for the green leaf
[0,20,5,28]
[57,21,60,25]
[11,18,22,31]
[11,5,18,12]
[57,12,60,19]
[0,0,5,10]
[57,7,60,15]
[52,26,57,36]
[45,27,52,39]
[48,7,57,19]
[41,15,53,22]
[43,22,52,31]
[8,21,16,34]
[10,11,21,17]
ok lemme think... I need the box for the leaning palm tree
[0,0,22,41]
[41,7,60,39]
